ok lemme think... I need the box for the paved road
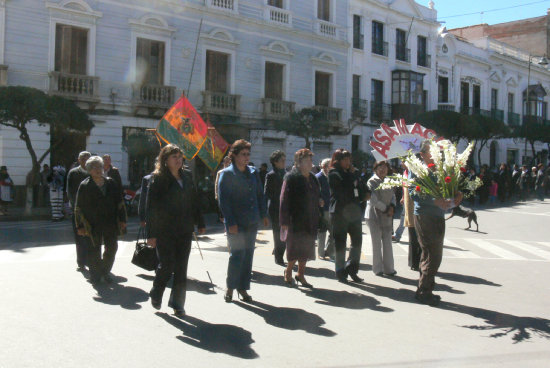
[1,200,549,367]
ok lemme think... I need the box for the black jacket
[147,169,205,239]
[67,166,89,206]
[328,167,363,222]
[280,168,320,233]
[74,177,126,246]
[106,166,122,193]
[264,169,285,221]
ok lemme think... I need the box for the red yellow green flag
[197,122,230,172]
[156,96,209,159]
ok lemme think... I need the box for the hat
[0,166,7,171]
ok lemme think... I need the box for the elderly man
[316,158,335,259]
[103,154,122,193]
[67,151,91,270]
[411,140,463,306]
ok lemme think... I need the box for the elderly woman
[264,150,287,266]
[365,161,396,276]
[218,139,268,303]
[279,149,320,288]
[147,144,205,317]
[75,156,126,284]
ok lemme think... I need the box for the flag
[156,96,209,159]
[197,122,230,172]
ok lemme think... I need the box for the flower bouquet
[380,140,482,205]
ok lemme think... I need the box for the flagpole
[187,18,203,96]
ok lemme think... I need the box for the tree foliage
[0,86,93,179]
[515,116,550,163]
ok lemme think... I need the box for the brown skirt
[286,230,316,262]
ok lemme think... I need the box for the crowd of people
[6,139,548,316]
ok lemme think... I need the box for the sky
[427,0,550,29]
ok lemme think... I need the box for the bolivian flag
[156,96,209,159]
[197,122,230,171]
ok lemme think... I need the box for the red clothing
[489,182,498,197]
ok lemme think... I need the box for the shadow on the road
[384,275,465,295]
[156,312,258,359]
[234,300,336,337]
[348,282,550,343]
[300,287,393,312]
[92,275,149,310]
[135,274,218,295]
[437,272,502,287]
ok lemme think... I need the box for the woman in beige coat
[365,161,396,276]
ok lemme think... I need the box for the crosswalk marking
[535,241,550,250]
[471,239,527,260]
[499,240,550,261]
[444,238,480,258]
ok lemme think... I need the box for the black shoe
[415,293,441,306]
[384,271,397,277]
[294,275,313,288]
[173,309,185,317]
[150,297,161,310]
[103,274,113,283]
[337,277,348,284]
[375,271,383,276]
[224,289,233,303]
[76,265,85,272]
[349,273,363,283]
[275,258,286,267]
[237,290,253,303]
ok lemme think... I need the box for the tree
[514,116,550,165]
[0,86,93,207]
[468,114,510,167]
[414,110,473,143]
[273,108,356,149]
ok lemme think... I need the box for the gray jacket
[365,174,396,227]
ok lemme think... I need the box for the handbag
[131,228,158,271]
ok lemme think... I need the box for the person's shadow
[156,312,258,359]
[437,272,502,287]
[299,287,393,312]
[92,275,149,310]
[234,300,336,337]
[348,282,550,343]
[136,274,218,295]
[383,275,465,294]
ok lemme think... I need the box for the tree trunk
[531,141,536,166]
[304,137,311,150]
[19,126,40,215]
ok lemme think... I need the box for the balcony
[396,47,411,63]
[132,84,176,110]
[265,6,291,27]
[352,98,368,119]
[48,71,100,106]
[207,0,237,12]
[372,40,388,57]
[262,98,295,120]
[460,107,491,117]
[392,103,425,122]
[315,20,338,39]
[523,114,546,125]
[202,91,241,116]
[418,54,431,68]
[438,103,456,112]
[313,105,342,122]
[370,101,392,122]
[507,112,520,126]
[490,109,504,121]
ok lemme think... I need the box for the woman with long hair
[279,149,321,288]
[328,149,365,283]
[147,144,205,317]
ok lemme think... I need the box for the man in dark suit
[103,154,122,193]
[264,150,287,266]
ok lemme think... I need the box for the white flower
[457,142,475,167]
[429,140,443,168]
[404,153,428,177]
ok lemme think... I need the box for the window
[205,50,229,93]
[265,62,284,100]
[352,74,361,99]
[317,0,330,21]
[491,89,498,110]
[508,93,514,113]
[136,38,165,85]
[268,0,283,8]
[315,71,331,106]
[353,15,363,49]
[461,82,469,109]
[417,36,427,66]
[391,70,424,105]
[395,29,407,62]
[372,21,385,55]
[473,85,481,109]
[422,90,428,112]
[55,24,88,75]
[352,135,360,152]
[371,79,383,103]
[438,76,448,103]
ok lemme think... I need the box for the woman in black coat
[147,144,205,317]
[264,150,287,266]
[75,156,126,284]
[328,149,364,283]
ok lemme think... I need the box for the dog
[446,205,478,231]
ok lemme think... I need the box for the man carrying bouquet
[411,140,463,306]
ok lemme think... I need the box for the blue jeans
[226,223,258,290]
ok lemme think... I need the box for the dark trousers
[331,214,362,277]
[271,218,286,262]
[414,214,445,296]
[72,214,88,267]
[407,227,421,270]
[226,223,258,290]
[150,233,192,311]
[87,235,118,281]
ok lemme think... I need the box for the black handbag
[131,228,158,271]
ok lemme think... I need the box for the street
[1,201,550,367]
